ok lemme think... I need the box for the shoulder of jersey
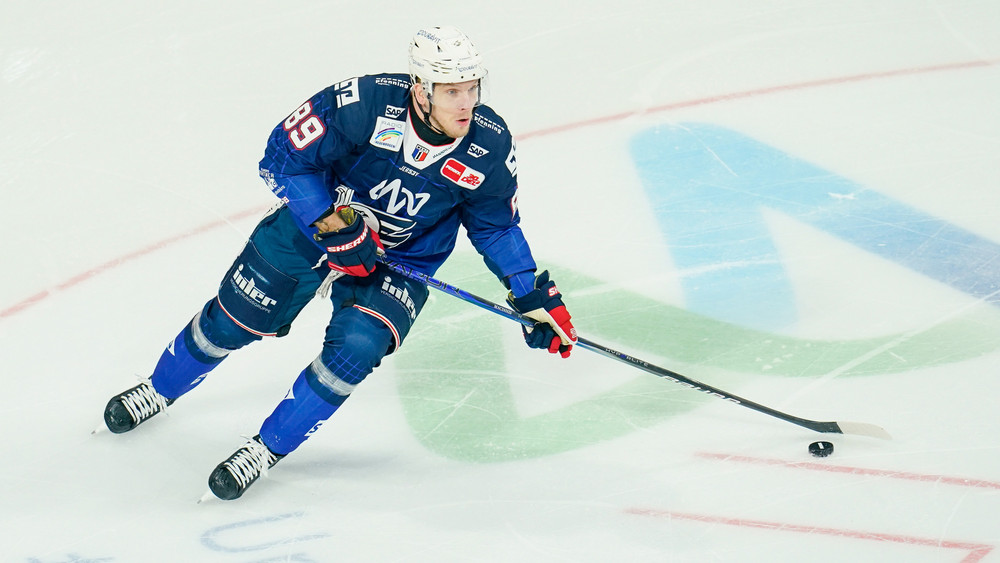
[311,73,410,146]
[470,105,511,144]
[446,105,517,190]
[317,73,410,115]
[362,73,412,116]
[462,104,513,170]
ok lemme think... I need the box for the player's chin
[451,119,472,136]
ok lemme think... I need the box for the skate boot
[208,435,284,500]
[103,380,174,434]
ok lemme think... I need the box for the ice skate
[103,380,174,434]
[208,435,284,500]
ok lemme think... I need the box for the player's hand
[314,211,383,277]
[507,271,577,358]
[314,185,357,234]
[314,209,350,233]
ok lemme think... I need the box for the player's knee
[321,328,387,385]
[304,310,393,402]
[196,299,261,353]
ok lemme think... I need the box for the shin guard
[150,311,231,399]
[259,367,347,456]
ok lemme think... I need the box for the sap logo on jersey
[370,117,404,151]
[441,158,484,189]
[385,105,405,119]
[467,143,489,158]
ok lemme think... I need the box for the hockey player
[102,26,577,500]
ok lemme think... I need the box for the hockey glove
[313,209,384,277]
[506,271,577,358]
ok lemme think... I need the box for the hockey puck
[809,441,834,457]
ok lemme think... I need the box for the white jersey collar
[402,111,463,169]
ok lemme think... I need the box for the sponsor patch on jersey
[375,76,412,89]
[441,158,484,190]
[385,105,405,118]
[370,117,404,151]
[467,143,489,158]
[412,144,429,162]
[474,113,504,134]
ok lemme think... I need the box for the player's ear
[412,81,429,106]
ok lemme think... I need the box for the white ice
[3,1,1000,561]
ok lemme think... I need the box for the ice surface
[3,1,999,561]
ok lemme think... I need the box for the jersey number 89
[284,101,326,150]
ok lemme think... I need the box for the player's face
[427,80,479,138]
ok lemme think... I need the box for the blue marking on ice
[631,122,1000,329]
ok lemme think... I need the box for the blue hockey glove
[313,211,384,277]
[507,271,577,358]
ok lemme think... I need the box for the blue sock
[150,319,226,399]
[259,368,347,456]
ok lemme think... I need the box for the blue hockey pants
[149,205,428,455]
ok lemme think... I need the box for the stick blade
[835,421,892,440]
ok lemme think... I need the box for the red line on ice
[696,452,1000,491]
[625,508,994,562]
[2,57,997,320]
[519,58,1000,140]
[0,206,266,319]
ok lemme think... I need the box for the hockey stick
[381,259,891,440]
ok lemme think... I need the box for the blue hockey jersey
[258,73,536,283]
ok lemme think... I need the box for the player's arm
[258,78,366,236]
[462,190,577,358]
[259,101,337,231]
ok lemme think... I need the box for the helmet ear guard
[408,26,489,106]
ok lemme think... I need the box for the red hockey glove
[506,271,577,358]
[314,208,384,277]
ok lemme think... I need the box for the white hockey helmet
[408,26,488,103]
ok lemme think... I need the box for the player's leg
[207,267,429,500]
[104,206,326,433]
[208,307,393,500]
[102,299,247,433]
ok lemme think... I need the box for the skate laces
[223,437,278,487]
[121,381,170,423]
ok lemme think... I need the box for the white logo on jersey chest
[369,179,430,216]
[370,117,405,151]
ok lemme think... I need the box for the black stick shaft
[382,259,885,437]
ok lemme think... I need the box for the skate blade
[197,489,217,504]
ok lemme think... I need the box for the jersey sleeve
[460,127,538,287]
[258,77,372,229]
